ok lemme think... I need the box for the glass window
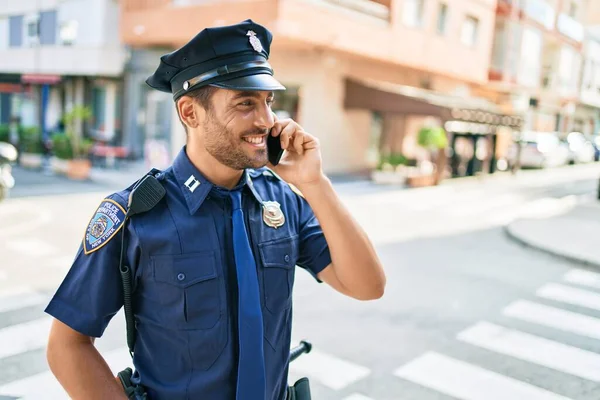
[59,20,78,46]
[437,3,448,35]
[461,15,479,47]
[403,0,425,28]
[39,10,57,45]
[9,15,23,47]
[92,86,107,132]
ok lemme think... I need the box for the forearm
[299,176,385,298]
[47,340,128,400]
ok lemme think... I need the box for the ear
[177,96,203,129]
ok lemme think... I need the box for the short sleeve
[295,194,332,283]
[44,193,139,337]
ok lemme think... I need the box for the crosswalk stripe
[0,346,132,399]
[0,317,52,360]
[394,351,570,400]
[503,300,600,340]
[342,394,375,400]
[563,269,600,290]
[0,288,48,314]
[457,321,600,382]
[537,283,600,311]
[288,341,370,390]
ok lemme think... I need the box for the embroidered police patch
[83,199,127,255]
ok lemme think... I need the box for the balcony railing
[557,13,584,42]
[522,0,555,30]
[315,0,390,20]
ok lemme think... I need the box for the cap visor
[210,73,285,91]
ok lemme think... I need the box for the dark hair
[176,85,218,133]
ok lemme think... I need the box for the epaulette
[258,167,305,199]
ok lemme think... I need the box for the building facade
[0,0,126,151]
[119,0,505,174]
[480,0,588,135]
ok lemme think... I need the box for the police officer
[45,19,385,400]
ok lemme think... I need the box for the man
[45,19,385,400]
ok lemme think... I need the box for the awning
[344,78,524,130]
[21,74,61,84]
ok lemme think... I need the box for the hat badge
[246,30,264,53]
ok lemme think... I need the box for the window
[403,0,425,28]
[39,10,57,45]
[24,14,40,47]
[461,15,479,47]
[8,15,23,47]
[92,86,107,131]
[437,3,448,35]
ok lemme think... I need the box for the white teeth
[243,136,264,145]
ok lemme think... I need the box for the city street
[1,164,600,399]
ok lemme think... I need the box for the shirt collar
[172,147,262,215]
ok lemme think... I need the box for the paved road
[0,163,599,399]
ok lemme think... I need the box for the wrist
[296,174,331,196]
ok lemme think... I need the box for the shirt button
[177,273,186,281]
[284,254,290,263]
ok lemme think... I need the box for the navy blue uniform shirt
[45,148,332,400]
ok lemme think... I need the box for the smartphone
[267,129,284,166]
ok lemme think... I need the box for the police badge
[246,30,264,53]
[262,201,285,229]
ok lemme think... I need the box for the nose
[255,102,275,131]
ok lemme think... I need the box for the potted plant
[18,126,45,169]
[54,106,94,180]
[406,125,449,187]
[371,152,409,184]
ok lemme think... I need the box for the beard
[203,111,268,170]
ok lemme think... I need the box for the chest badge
[262,201,285,229]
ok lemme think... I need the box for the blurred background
[1,1,600,399]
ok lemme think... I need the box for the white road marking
[0,346,132,399]
[457,321,600,382]
[0,317,52,360]
[343,394,375,400]
[503,300,600,340]
[537,283,600,311]
[563,269,600,290]
[394,352,570,400]
[288,340,370,390]
[5,238,58,257]
[0,286,48,313]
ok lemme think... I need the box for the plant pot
[67,159,91,180]
[371,170,406,185]
[50,156,70,175]
[406,174,437,188]
[19,153,43,169]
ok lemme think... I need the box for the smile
[242,135,266,148]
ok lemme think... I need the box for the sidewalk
[504,197,600,268]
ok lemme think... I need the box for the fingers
[293,131,304,155]
[279,121,297,149]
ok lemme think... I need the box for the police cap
[146,19,285,100]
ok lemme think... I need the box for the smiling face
[188,87,276,170]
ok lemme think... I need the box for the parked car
[565,132,596,164]
[507,131,570,169]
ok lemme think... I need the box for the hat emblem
[246,30,264,53]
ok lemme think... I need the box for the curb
[503,221,600,269]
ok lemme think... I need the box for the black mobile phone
[267,129,284,166]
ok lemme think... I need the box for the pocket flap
[152,251,218,287]
[258,235,299,269]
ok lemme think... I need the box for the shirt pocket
[151,251,223,330]
[258,234,299,314]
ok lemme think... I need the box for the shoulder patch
[83,198,127,255]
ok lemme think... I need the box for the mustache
[241,128,269,137]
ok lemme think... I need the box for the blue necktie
[230,189,266,399]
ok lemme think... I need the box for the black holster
[286,377,312,400]
[117,367,148,400]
